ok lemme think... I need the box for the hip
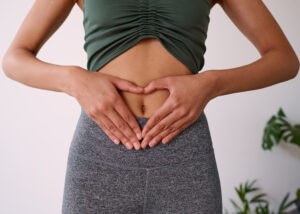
[68,107,215,169]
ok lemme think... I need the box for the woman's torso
[96,37,193,118]
[76,0,212,118]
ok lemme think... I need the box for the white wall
[0,0,299,213]
[205,0,300,212]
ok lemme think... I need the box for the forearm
[207,49,299,99]
[2,48,78,95]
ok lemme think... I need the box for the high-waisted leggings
[62,108,223,214]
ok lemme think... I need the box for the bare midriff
[77,2,194,118]
[97,38,193,118]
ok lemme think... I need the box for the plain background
[0,0,299,213]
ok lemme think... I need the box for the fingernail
[142,141,147,148]
[126,142,132,149]
[134,142,140,150]
[149,140,154,147]
[136,132,142,140]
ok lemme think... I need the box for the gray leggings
[62,108,223,214]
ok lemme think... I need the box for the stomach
[77,1,193,118]
[96,38,193,118]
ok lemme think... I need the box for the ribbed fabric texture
[82,0,211,74]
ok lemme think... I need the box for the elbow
[2,53,9,77]
[290,54,300,78]
[2,50,21,80]
[286,47,300,79]
[266,46,300,80]
[281,50,300,80]
[2,51,14,79]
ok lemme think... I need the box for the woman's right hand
[66,66,144,150]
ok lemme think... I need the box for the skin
[2,0,299,151]
[139,0,300,148]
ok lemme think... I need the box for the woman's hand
[140,71,218,149]
[67,66,145,150]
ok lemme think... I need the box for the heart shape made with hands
[135,77,171,126]
[133,79,170,143]
[142,78,170,95]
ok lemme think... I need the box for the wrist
[197,70,221,100]
[61,65,87,97]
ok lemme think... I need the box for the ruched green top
[83,0,211,74]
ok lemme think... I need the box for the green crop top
[82,0,211,74]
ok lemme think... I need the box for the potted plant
[224,179,300,214]
[262,107,300,150]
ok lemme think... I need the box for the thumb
[144,78,170,94]
[112,77,144,93]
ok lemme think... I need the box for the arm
[139,0,299,147]
[207,0,300,99]
[1,0,145,150]
[1,0,78,95]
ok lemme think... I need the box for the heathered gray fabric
[62,108,222,213]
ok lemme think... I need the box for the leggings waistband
[69,108,214,169]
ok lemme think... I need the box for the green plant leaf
[223,208,230,214]
[249,179,258,189]
[296,188,300,200]
[230,198,243,212]
[283,198,298,209]
[250,193,268,204]
[277,107,286,118]
[290,124,300,145]
[262,107,300,150]
[236,185,246,203]
[255,203,270,214]
[276,192,297,213]
[262,116,282,150]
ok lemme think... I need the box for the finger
[141,96,174,138]
[146,115,193,148]
[107,108,141,150]
[94,117,120,145]
[143,77,170,94]
[140,109,186,149]
[161,118,196,145]
[114,98,143,141]
[159,115,195,145]
[95,113,134,150]
[112,77,144,94]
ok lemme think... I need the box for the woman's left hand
[140,70,218,149]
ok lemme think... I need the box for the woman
[2,0,299,213]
